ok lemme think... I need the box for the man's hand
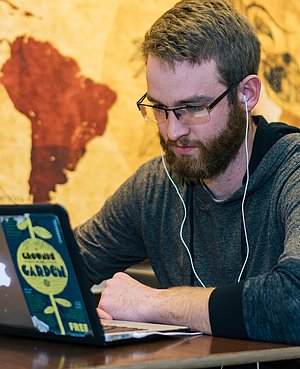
[97,272,214,334]
[97,272,155,321]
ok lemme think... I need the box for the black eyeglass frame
[136,83,238,124]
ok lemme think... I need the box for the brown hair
[142,0,260,99]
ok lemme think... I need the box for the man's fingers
[96,307,113,320]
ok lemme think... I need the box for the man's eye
[186,106,205,113]
[151,104,164,110]
[152,106,164,113]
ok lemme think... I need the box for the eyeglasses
[136,84,236,126]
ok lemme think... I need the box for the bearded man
[75,0,300,349]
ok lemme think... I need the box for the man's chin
[165,157,201,182]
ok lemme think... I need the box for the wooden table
[0,334,299,369]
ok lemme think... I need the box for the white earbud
[243,94,248,103]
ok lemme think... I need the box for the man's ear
[238,75,261,112]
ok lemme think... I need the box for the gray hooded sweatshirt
[75,116,300,345]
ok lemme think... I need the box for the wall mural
[0,0,299,226]
[234,0,300,124]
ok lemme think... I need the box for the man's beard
[159,102,247,183]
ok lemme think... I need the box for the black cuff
[209,281,249,339]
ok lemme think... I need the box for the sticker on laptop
[1,213,94,337]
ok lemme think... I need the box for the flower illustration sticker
[16,216,71,335]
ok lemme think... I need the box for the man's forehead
[146,55,222,104]
[145,56,221,91]
[146,55,218,74]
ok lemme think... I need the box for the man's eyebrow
[146,94,212,106]
[146,94,161,104]
[175,95,212,106]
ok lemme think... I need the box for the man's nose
[166,111,190,141]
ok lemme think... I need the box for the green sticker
[16,217,71,335]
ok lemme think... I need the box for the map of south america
[0,36,117,202]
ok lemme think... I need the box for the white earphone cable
[160,95,251,286]
[161,150,206,288]
[237,96,250,282]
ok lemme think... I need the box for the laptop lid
[0,203,105,345]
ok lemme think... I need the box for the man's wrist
[150,286,215,334]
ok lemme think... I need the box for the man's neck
[202,123,257,201]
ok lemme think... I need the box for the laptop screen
[0,207,100,342]
[0,226,33,328]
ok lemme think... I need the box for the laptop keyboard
[102,324,146,333]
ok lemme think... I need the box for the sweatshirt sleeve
[209,281,248,339]
[243,258,300,344]
[74,167,148,285]
[209,258,300,345]
[210,163,300,345]
[242,164,300,345]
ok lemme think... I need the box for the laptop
[0,203,193,346]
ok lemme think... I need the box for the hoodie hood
[199,116,300,204]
